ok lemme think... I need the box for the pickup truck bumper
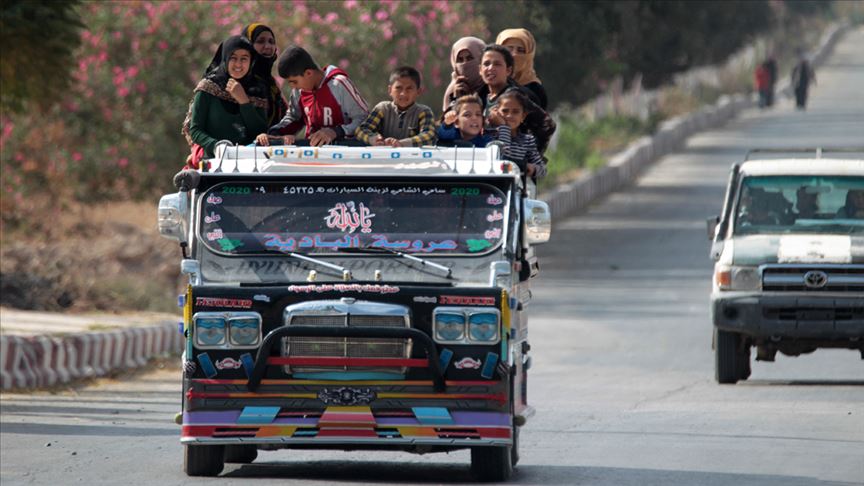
[712,292,864,340]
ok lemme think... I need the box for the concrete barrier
[0,323,182,390]
[541,23,849,222]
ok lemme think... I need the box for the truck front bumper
[711,292,864,340]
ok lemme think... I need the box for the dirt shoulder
[1,200,182,313]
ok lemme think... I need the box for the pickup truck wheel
[471,445,513,482]
[184,444,224,476]
[715,329,747,384]
[224,444,257,463]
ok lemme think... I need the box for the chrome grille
[292,315,345,326]
[281,301,410,374]
[762,265,864,292]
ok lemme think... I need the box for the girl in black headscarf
[186,35,268,159]
[241,23,288,127]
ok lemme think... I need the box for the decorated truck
[158,143,551,480]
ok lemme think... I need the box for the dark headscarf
[203,35,263,96]
[242,23,276,79]
[241,23,287,126]
[182,35,268,145]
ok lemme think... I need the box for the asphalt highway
[2,27,863,486]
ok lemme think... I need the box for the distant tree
[608,1,772,88]
[0,0,83,113]
[485,0,775,108]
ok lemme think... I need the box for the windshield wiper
[337,246,453,279]
[285,252,352,280]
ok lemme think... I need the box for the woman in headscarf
[495,28,547,109]
[442,36,486,113]
[186,35,268,159]
[241,23,288,127]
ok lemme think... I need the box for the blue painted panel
[237,406,281,424]
[481,352,499,379]
[412,407,453,425]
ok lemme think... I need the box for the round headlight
[195,317,226,346]
[468,312,499,342]
[435,313,466,341]
[229,317,260,346]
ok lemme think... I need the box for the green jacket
[188,90,268,157]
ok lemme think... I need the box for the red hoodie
[269,66,368,138]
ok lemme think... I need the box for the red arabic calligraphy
[324,202,375,234]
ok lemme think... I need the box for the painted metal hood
[730,234,864,265]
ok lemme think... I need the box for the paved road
[2,28,863,486]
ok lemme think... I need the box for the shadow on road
[220,461,847,485]
[740,379,864,387]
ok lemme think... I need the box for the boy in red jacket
[256,46,368,146]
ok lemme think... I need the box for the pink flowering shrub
[1,0,486,233]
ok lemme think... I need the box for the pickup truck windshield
[198,182,507,256]
[734,175,864,234]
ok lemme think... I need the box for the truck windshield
[734,175,864,234]
[198,182,508,256]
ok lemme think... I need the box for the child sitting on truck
[354,66,437,147]
[488,88,546,178]
[255,46,368,147]
[436,94,492,147]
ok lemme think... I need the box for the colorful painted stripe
[187,390,504,402]
[183,410,510,428]
[192,379,501,386]
[182,425,510,440]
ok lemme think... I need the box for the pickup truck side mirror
[524,199,551,245]
[706,215,719,240]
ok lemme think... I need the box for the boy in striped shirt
[355,66,437,147]
[256,46,368,147]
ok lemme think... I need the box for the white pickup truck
[708,149,864,384]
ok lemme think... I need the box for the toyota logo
[803,270,828,289]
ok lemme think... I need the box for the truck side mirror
[158,192,189,243]
[524,199,551,245]
[706,215,719,240]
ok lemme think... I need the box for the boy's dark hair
[453,94,483,114]
[277,45,319,78]
[483,44,514,69]
[389,66,422,89]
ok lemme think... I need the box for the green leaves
[0,0,84,113]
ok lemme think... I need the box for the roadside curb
[0,323,182,390]
[541,22,850,221]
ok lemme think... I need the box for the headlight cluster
[193,312,262,348]
[714,265,761,291]
[433,307,501,344]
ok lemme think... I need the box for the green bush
[541,114,654,190]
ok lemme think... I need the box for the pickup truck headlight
[194,316,227,346]
[228,315,261,346]
[714,265,760,291]
[468,311,500,342]
[434,311,466,342]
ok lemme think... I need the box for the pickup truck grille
[762,266,864,292]
[281,312,410,374]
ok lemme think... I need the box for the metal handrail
[247,326,446,392]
